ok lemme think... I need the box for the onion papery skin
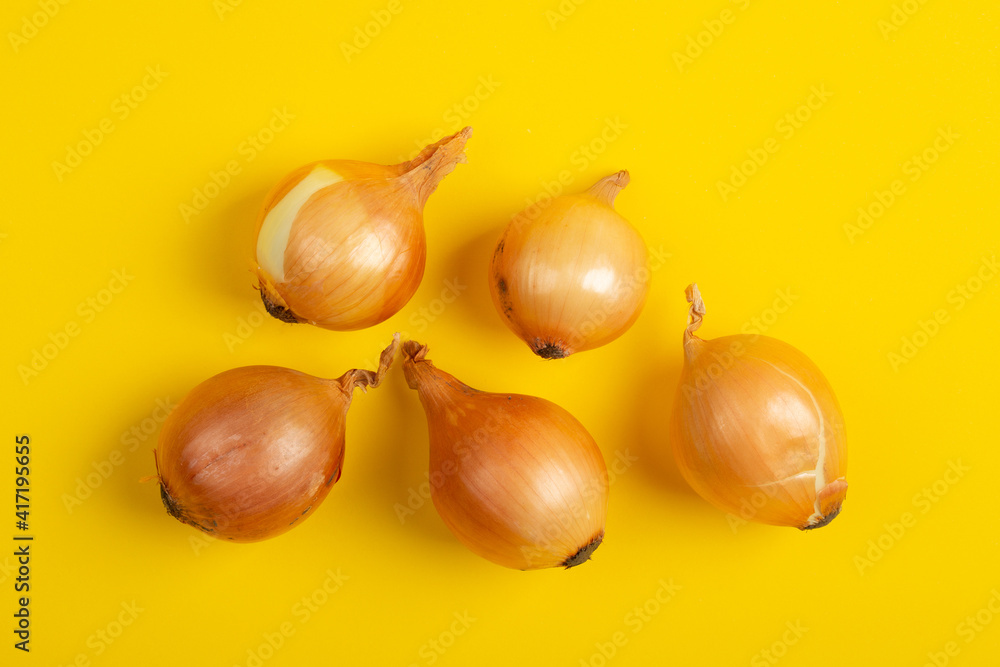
[402,341,609,570]
[254,128,471,331]
[154,337,397,542]
[670,286,848,529]
[489,170,649,359]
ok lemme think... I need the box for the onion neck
[400,340,432,390]
[334,334,400,395]
[586,170,630,207]
[397,127,472,207]
[401,340,479,403]
[683,283,706,360]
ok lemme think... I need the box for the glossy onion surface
[490,170,649,358]
[254,129,471,331]
[670,286,848,529]
[155,338,396,541]
[402,341,609,569]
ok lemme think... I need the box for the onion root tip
[534,341,569,360]
[259,288,301,324]
[801,504,843,531]
[562,531,604,568]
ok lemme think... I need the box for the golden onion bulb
[401,341,608,569]
[155,337,397,542]
[489,170,649,358]
[670,285,848,529]
[254,129,471,331]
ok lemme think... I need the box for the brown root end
[563,531,604,568]
[159,482,183,521]
[800,504,843,530]
[159,482,212,533]
[586,170,630,206]
[802,478,848,530]
[532,340,570,359]
[159,482,219,535]
[259,286,301,324]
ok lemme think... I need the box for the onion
[254,128,472,331]
[489,170,649,358]
[401,340,608,569]
[154,337,398,542]
[670,285,848,529]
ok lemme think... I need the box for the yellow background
[3,1,999,665]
